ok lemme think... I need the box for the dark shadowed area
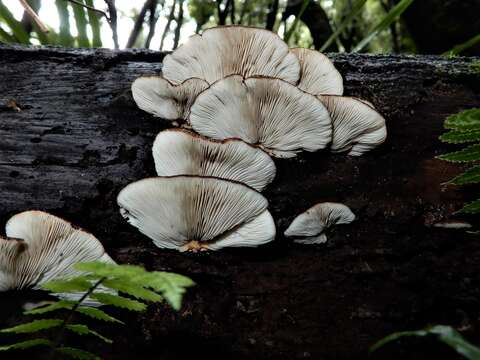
[0,45,479,359]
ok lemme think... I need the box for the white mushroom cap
[284,202,355,244]
[117,176,276,251]
[162,25,300,85]
[0,211,114,291]
[291,48,343,96]
[131,76,209,121]
[318,95,387,156]
[189,75,332,158]
[152,129,276,191]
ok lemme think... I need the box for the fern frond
[445,109,480,131]
[0,319,63,334]
[74,262,147,279]
[41,277,93,293]
[458,199,480,214]
[439,130,480,144]
[449,165,480,185]
[134,272,195,310]
[0,338,53,351]
[437,144,480,162]
[90,293,147,311]
[65,324,112,344]
[24,300,76,315]
[75,306,124,324]
[56,346,100,360]
[102,279,162,302]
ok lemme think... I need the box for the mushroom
[284,202,355,244]
[189,75,332,158]
[117,176,276,252]
[152,129,276,191]
[131,76,209,121]
[291,48,343,96]
[317,95,387,156]
[162,25,301,85]
[0,211,114,292]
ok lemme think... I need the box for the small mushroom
[152,129,276,191]
[291,48,343,96]
[284,202,355,244]
[131,76,209,121]
[189,75,332,158]
[0,211,114,292]
[117,176,276,252]
[317,95,387,156]
[162,25,301,85]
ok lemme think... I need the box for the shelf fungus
[0,211,114,292]
[291,48,343,96]
[117,176,276,252]
[318,96,387,156]
[284,202,355,244]
[152,129,276,191]
[162,25,301,85]
[189,75,332,158]
[131,76,209,121]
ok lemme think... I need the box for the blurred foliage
[0,0,477,54]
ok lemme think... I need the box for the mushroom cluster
[125,25,387,251]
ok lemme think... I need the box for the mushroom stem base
[179,240,210,253]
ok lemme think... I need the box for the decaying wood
[0,45,480,359]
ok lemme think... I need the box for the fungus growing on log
[0,211,114,291]
[131,76,209,121]
[117,176,276,252]
[318,95,387,156]
[189,75,332,158]
[162,25,301,85]
[284,202,355,244]
[291,48,343,96]
[152,129,276,191]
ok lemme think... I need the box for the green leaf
[0,319,63,334]
[102,278,162,302]
[70,0,90,47]
[0,338,53,351]
[0,2,30,44]
[90,293,147,311]
[76,306,124,324]
[443,34,480,57]
[24,300,76,315]
[458,199,480,214]
[371,325,480,360]
[437,144,480,163]
[445,109,480,131]
[449,165,480,185]
[439,130,480,144]
[56,347,100,360]
[0,24,16,43]
[41,277,93,293]
[75,261,147,279]
[56,0,74,46]
[85,0,102,47]
[352,0,415,52]
[66,324,112,344]
[134,272,195,310]
[320,0,367,52]
[284,0,310,44]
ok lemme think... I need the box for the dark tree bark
[283,0,338,51]
[1,45,480,359]
[144,0,160,48]
[399,0,480,55]
[20,0,41,34]
[265,0,279,30]
[173,0,184,50]
[126,0,153,48]
[216,0,231,25]
[160,0,176,50]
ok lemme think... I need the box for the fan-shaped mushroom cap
[117,176,276,251]
[318,95,387,156]
[284,202,355,244]
[162,26,300,85]
[152,129,276,191]
[0,211,114,291]
[131,76,209,121]
[291,48,343,96]
[189,75,332,158]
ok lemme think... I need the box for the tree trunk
[0,45,479,359]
